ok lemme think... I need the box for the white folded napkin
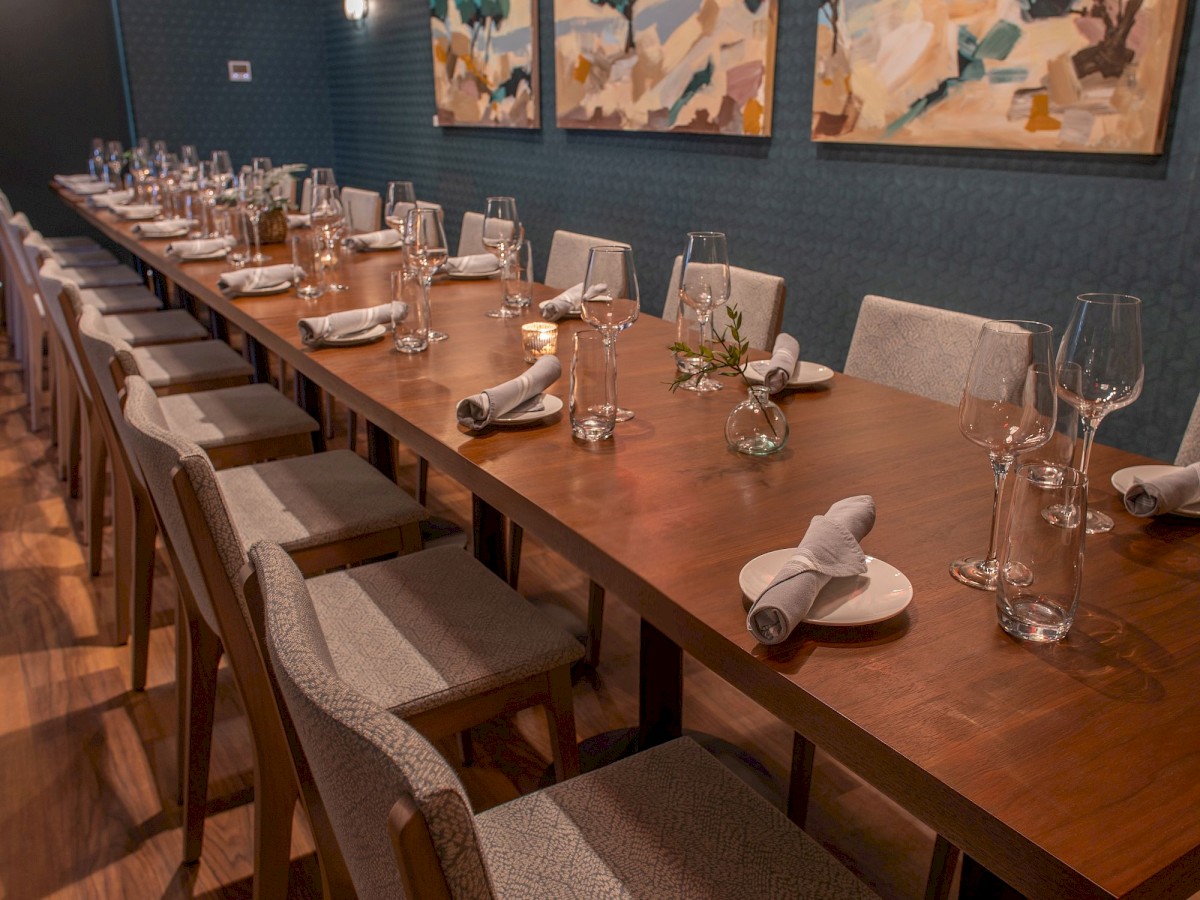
[134,218,192,237]
[456,356,562,431]
[347,229,403,251]
[55,174,96,186]
[1123,463,1200,517]
[69,181,112,196]
[90,190,134,209]
[114,204,162,219]
[287,213,310,228]
[298,303,403,346]
[539,282,609,322]
[218,264,303,295]
[763,334,800,394]
[747,496,877,645]
[444,254,499,277]
[167,237,234,260]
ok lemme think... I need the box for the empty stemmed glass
[310,185,348,290]
[88,139,105,180]
[385,180,417,242]
[406,207,449,341]
[1055,293,1144,534]
[481,196,524,318]
[211,150,234,192]
[581,245,640,422]
[179,144,199,181]
[105,141,124,190]
[951,320,1057,590]
[239,170,270,264]
[678,231,732,392]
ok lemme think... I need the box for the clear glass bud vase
[725,385,789,456]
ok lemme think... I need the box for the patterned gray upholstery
[38,256,143,288]
[341,186,382,233]
[128,339,254,387]
[99,309,208,346]
[457,211,485,256]
[844,295,990,406]
[1176,392,1200,466]
[158,384,317,448]
[661,254,787,352]
[255,536,873,900]
[544,229,631,290]
[77,284,162,314]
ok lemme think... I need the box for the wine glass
[310,185,348,290]
[1055,293,1144,534]
[581,246,640,422]
[384,181,417,240]
[88,138,105,180]
[179,144,199,180]
[239,170,269,265]
[406,207,450,341]
[104,140,124,191]
[196,161,220,236]
[950,320,1057,590]
[211,150,234,193]
[481,196,524,319]
[251,156,273,174]
[129,147,154,203]
[312,167,337,189]
[678,231,732,392]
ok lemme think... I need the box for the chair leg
[585,581,606,669]
[84,410,107,577]
[252,740,300,900]
[129,496,157,690]
[787,732,816,829]
[507,522,523,589]
[924,834,962,900]
[544,666,580,781]
[347,409,358,452]
[182,614,223,865]
[457,730,476,767]
[416,457,428,506]
[65,386,81,496]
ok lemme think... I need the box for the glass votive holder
[522,322,558,363]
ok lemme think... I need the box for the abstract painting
[554,0,778,136]
[812,0,1186,154]
[430,0,540,128]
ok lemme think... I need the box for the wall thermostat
[228,61,252,82]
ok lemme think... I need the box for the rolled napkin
[134,218,192,237]
[91,190,134,209]
[287,213,311,228]
[444,254,499,277]
[347,229,403,251]
[539,282,608,322]
[114,204,162,219]
[218,264,303,295]
[55,174,95,186]
[1123,463,1200,517]
[456,356,562,431]
[69,181,113,196]
[166,237,234,260]
[298,302,403,346]
[763,333,800,394]
[747,495,877,645]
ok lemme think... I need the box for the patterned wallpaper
[116,0,335,172]
[315,0,1200,462]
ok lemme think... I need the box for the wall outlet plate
[228,60,252,82]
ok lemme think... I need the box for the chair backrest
[457,211,486,256]
[843,294,990,406]
[661,255,787,352]
[251,539,493,900]
[341,186,382,234]
[300,177,313,214]
[36,269,91,406]
[1176,392,1200,466]
[0,188,11,218]
[544,229,631,289]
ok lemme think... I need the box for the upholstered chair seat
[96,308,208,345]
[1175,392,1200,466]
[74,283,163,313]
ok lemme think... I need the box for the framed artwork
[812,0,1186,154]
[430,0,540,128]
[553,0,778,136]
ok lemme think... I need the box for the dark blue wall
[116,0,336,172]
[317,0,1200,461]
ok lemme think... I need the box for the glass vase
[725,385,788,456]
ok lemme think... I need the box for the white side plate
[739,551,913,626]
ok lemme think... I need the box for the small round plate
[138,225,191,239]
[493,394,563,425]
[115,206,162,221]
[356,241,404,253]
[739,551,913,626]
[1111,465,1200,517]
[745,360,835,388]
[447,267,501,280]
[238,280,292,296]
[321,324,387,347]
[179,248,228,261]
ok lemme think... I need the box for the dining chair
[121,373,436,875]
[843,294,990,406]
[341,186,382,234]
[7,208,106,252]
[661,254,787,351]
[543,229,631,289]
[24,229,119,268]
[71,300,318,685]
[254,534,875,900]
[299,177,313,214]
[457,210,486,255]
[0,211,53,430]
[1176,391,1200,466]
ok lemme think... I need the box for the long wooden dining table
[57,186,1200,899]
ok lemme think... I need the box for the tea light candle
[521,322,558,363]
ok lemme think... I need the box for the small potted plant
[219,163,306,244]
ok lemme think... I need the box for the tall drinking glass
[951,320,1057,590]
[1055,293,1144,534]
[105,140,124,190]
[406,207,449,341]
[581,246,640,423]
[239,170,269,265]
[481,196,524,318]
[678,231,731,392]
[88,139,105,180]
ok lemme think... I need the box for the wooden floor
[0,331,948,899]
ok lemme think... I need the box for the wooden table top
[61,188,1200,899]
